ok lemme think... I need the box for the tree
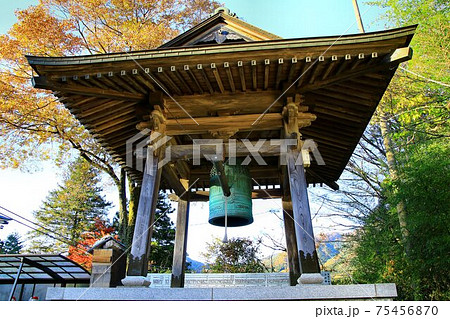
[27,157,111,253]
[370,0,449,253]
[0,0,220,246]
[202,237,267,273]
[387,141,449,300]
[0,232,24,254]
[148,192,176,273]
[311,0,449,300]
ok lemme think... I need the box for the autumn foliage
[67,218,116,270]
[0,0,219,168]
[0,0,219,245]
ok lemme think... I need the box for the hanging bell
[209,162,253,227]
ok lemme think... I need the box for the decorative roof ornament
[214,28,229,44]
[213,7,236,17]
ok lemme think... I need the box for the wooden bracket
[208,129,239,141]
[136,105,167,133]
[282,94,316,167]
[282,94,316,140]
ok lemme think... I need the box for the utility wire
[0,208,89,255]
[399,66,450,88]
[0,205,72,244]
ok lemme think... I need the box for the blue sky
[0,0,388,260]
[0,0,387,36]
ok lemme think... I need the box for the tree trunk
[127,179,141,247]
[118,168,128,243]
[378,109,411,255]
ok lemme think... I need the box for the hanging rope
[222,196,228,243]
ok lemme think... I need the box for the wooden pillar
[282,200,301,286]
[171,198,190,287]
[127,146,162,277]
[286,149,320,274]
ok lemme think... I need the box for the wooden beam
[171,198,190,288]
[183,65,203,94]
[146,70,170,93]
[307,59,321,84]
[115,71,141,93]
[124,71,148,94]
[275,58,284,89]
[164,113,316,135]
[224,62,235,93]
[32,76,145,101]
[251,60,257,90]
[198,64,214,94]
[335,54,353,75]
[66,96,98,109]
[211,63,225,93]
[384,46,413,63]
[287,57,298,84]
[237,61,246,92]
[134,72,156,92]
[299,47,412,92]
[297,58,312,88]
[171,66,193,95]
[87,75,110,90]
[127,147,163,277]
[78,100,135,119]
[170,140,284,160]
[321,56,338,80]
[164,91,282,118]
[70,98,113,115]
[286,149,320,274]
[163,164,187,196]
[158,67,182,95]
[264,59,270,90]
[350,53,365,70]
[93,120,139,137]
[282,200,301,286]
[86,107,135,128]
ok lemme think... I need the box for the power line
[0,207,89,255]
[399,66,450,88]
[0,205,72,244]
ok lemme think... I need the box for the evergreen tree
[0,232,23,254]
[202,237,267,273]
[148,192,176,273]
[27,157,111,253]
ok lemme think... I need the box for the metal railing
[147,272,331,288]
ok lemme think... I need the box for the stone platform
[46,283,396,301]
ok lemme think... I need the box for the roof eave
[26,24,417,68]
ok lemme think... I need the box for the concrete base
[121,276,151,287]
[298,273,324,285]
[46,283,397,301]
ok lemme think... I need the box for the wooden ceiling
[26,12,416,197]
